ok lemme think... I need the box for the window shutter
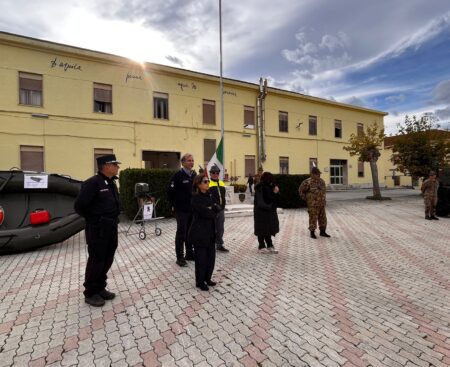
[94,83,112,102]
[204,139,216,166]
[20,146,44,172]
[244,106,255,125]
[203,100,216,124]
[19,72,42,91]
[245,155,256,176]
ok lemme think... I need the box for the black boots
[311,230,331,238]
[430,215,439,220]
[320,230,331,237]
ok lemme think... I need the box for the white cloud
[385,94,406,104]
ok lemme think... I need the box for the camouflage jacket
[299,177,326,207]
[421,179,439,198]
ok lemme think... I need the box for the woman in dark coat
[254,171,280,254]
[188,174,219,291]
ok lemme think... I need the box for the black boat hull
[0,170,85,255]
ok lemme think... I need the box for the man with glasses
[209,165,229,252]
[75,154,121,307]
[168,153,196,266]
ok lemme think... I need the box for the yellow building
[0,31,388,186]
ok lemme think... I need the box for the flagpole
[219,0,225,180]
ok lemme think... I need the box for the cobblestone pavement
[1,196,449,367]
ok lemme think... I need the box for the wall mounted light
[31,113,49,119]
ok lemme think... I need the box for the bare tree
[343,121,385,199]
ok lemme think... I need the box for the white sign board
[24,174,48,189]
[143,203,154,220]
[225,186,234,205]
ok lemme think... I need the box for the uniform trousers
[84,218,118,297]
[194,244,216,286]
[215,209,225,246]
[175,211,193,259]
[308,206,327,231]
[424,196,437,216]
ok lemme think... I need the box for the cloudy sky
[1,0,450,134]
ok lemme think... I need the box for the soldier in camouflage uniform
[421,171,439,220]
[299,167,330,239]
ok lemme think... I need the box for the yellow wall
[0,32,388,187]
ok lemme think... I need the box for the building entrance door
[329,159,347,185]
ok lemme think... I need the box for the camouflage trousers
[308,206,327,231]
[424,196,437,216]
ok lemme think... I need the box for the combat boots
[425,215,432,220]
[310,231,317,239]
[430,215,439,220]
[320,230,331,237]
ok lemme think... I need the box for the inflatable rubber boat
[0,169,85,255]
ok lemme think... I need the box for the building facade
[0,32,388,186]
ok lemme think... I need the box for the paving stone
[1,197,449,367]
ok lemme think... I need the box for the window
[244,106,255,129]
[279,111,288,132]
[203,139,216,167]
[309,116,317,135]
[20,145,44,171]
[358,161,364,177]
[19,72,43,106]
[334,120,342,138]
[279,157,289,174]
[309,158,318,172]
[153,92,169,119]
[94,148,113,173]
[93,83,112,113]
[357,123,364,137]
[245,155,256,176]
[203,99,216,125]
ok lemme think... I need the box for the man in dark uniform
[74,154,121,307]
[209,165,229,252]
[167,153,196,267]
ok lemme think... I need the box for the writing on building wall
[126,72,143,83]
[50,57,82,72]
[223,90,237,97]
[177,81,198,91]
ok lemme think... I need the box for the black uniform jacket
[167,169,196,212]
[188,191,216,248]
[74,172,120,224]
[254,182,279,237]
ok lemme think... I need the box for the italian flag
[206,137,224,180]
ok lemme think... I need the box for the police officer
[299,167,331,239]
[167,153,196,266]
[421,170,439,220]
[209,165,229,252]
[74,154,121,307]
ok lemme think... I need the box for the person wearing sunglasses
[208,165,229,253]
[188,174,220,291]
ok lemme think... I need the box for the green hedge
[119,168,177,219]
[272,174,309,208]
